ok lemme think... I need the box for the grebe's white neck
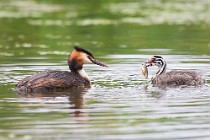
[154,57,167,76]
[77,69,90,81]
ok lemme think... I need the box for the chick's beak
[89,57,108,67]
[145,63,152,67]
[147,58,155,66]
[148,58,153,64]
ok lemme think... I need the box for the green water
[0,0,210,140]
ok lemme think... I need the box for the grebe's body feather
[17,70,90,92]
[152,70,205,87]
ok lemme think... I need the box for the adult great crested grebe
[16,46,107,92]
[142,56,205,87]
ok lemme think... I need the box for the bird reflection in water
[16,87,89,121]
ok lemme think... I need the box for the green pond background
[0,0,210,140]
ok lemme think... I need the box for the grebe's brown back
[16,46,107,92]
[142,56,205,87]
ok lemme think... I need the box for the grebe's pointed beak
[89,58,108,67]
[144,61,152,67]
[145,63,152,67]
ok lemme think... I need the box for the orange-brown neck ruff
[68,50,84,72]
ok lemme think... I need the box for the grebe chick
[143,56,205,87]
[16,46,107,92]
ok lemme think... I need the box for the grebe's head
[69,46,107,72]
[147,55,167,75]
[148,56,165,67]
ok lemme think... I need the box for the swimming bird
[16,46,107,92]
[143,56,205,87]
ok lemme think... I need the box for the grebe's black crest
[74,46,94,59]
[153,56,162,58]
[151,56,164,62]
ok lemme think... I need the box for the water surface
[1,0,210,140]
